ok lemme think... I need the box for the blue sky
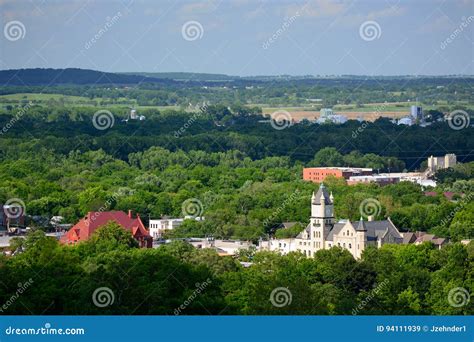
[0,0,473,75]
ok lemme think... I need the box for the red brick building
[60,210,152,248]
[303,167,372,183]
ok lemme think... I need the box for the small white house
[148,218,183,239]
[148,216,205,239]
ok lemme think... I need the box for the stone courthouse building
[260,184,403,259]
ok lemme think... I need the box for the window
[338,242,341,247]
[279,243,281,247]
[349,243,352,248]
[343,243,346,248]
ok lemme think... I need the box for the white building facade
[148,218,183,239]
[260,184,403,259]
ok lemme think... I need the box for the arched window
[349,243,352,249]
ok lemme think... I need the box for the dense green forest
[0,101,473,241]
[0,104,472,166]
[0,225,472,315]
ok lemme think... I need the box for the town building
[0,205,26,233]
[317,108,348,124]
[186,238,256,256]
[149,216,205,239]
[402,232,447,250]
[303,167,372,183]
[347,172,437,187]
[410,105,423,122]
[60,210,152,248]
[427,154,457,173]
[259,184,403,259]
[149,217,184,239]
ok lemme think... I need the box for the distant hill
[122,72,238,82]
[0,68,174,86]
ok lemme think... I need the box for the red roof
[60,210,151,245]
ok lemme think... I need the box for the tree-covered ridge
[1,72,473,107]
[0,226,472,315]
[0,105,472,168]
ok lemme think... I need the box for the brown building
[303,167,372,183]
